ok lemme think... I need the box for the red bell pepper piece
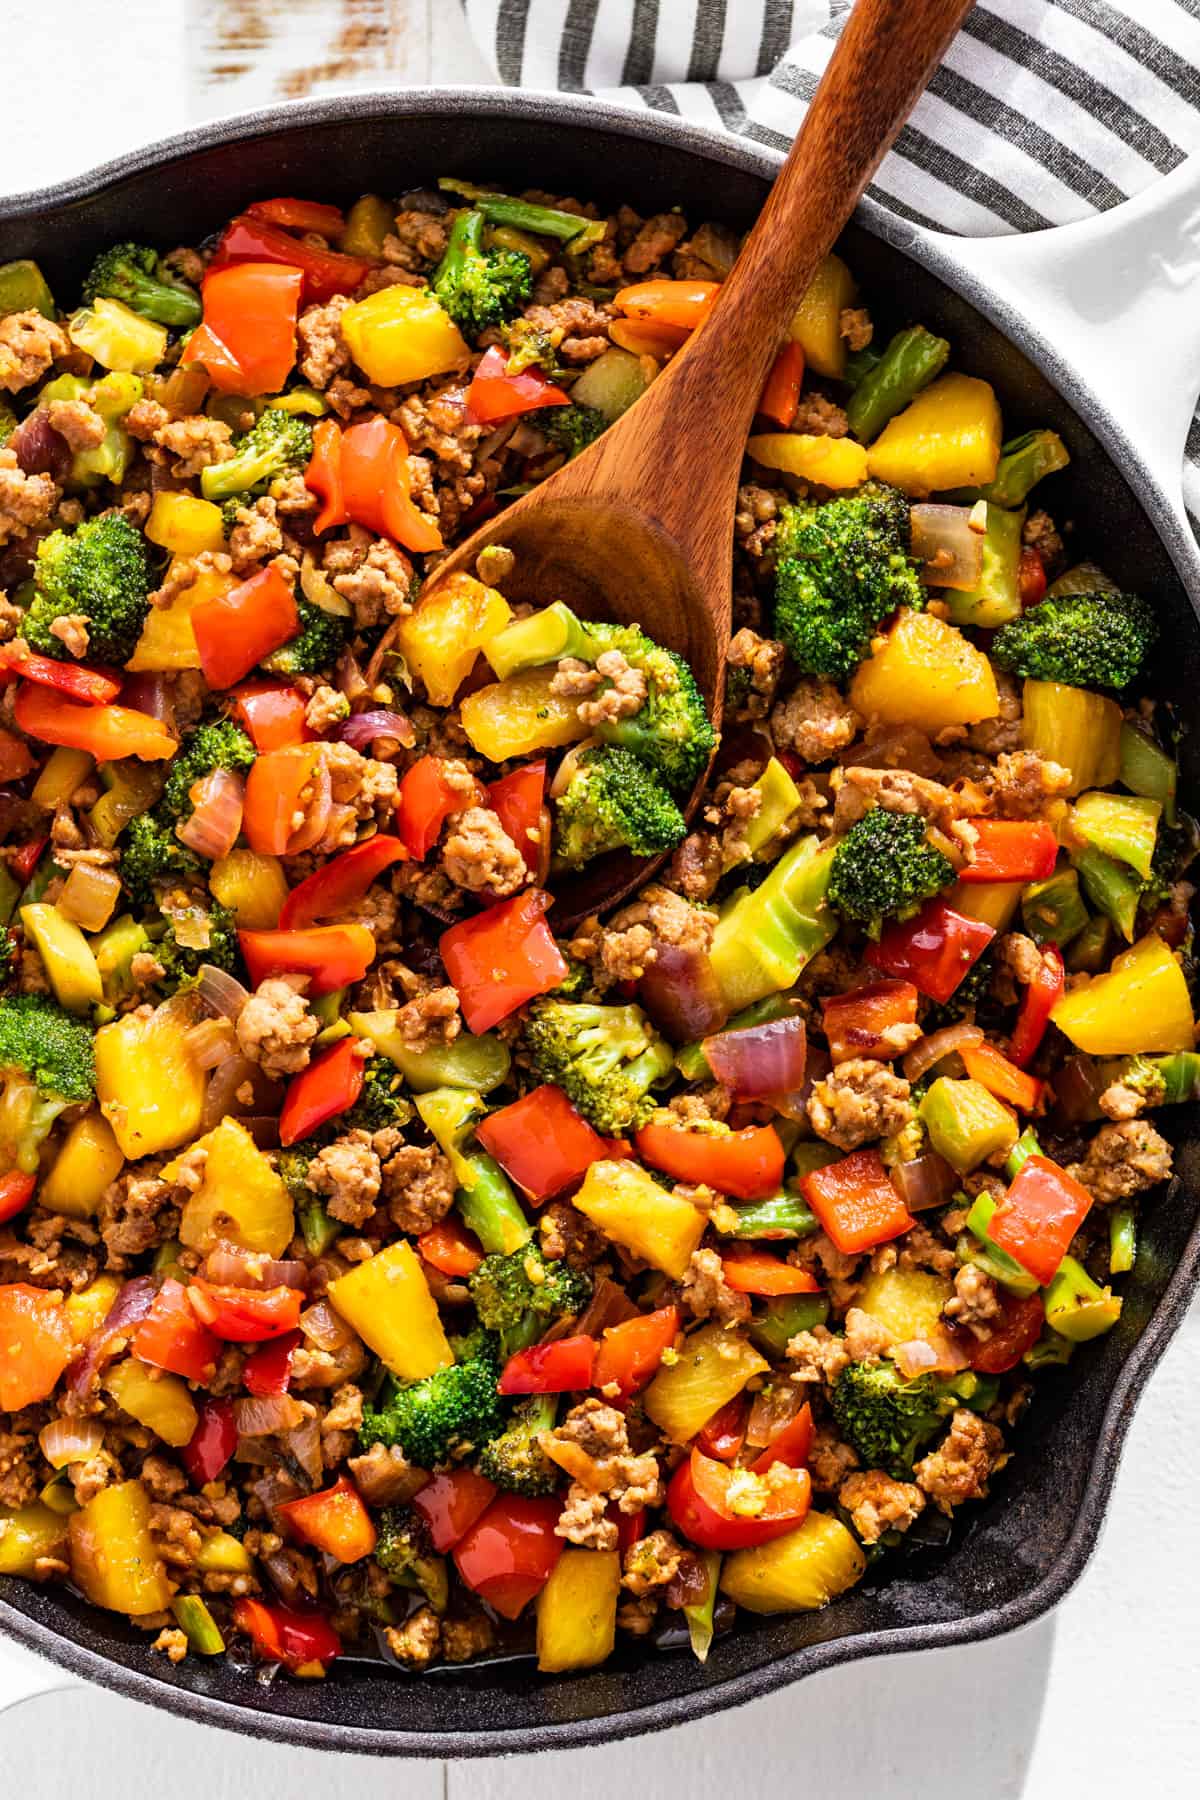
[720,1248,822,1296]
[247,196,347,237]
[758,340,805,428]
[191,563,300,692]
[241,744,325,856]
[614,1506,647,1554]
[0,1171,35,1227]
[465,346,572,424]
[211,215,368,305]
[340,417,443,554]
[232,680,313,752]
[959,820,1058,884]
[1008,943,1065,1068]
[613,278,720,331]
[988,1154,1093,1287]
[277,1474,377,1563]
[412,1468,497,1553]
[802,1148,913,1255]
[962,1289,1045,1373]
[243,1329,301,1397]
[1018,546,1047,606]
[8,836,46,884]
[486,760,547,875]
[239,923,376,997]
[131,1277,220,1382]
[498,1334,596,1395]
[453,1494,564,1619]
[14,682,176,762]
[635,1120,785,1202]
[278,1036,369,1146]
[417,1216,485,1277]
[304,417,348,536]
[696,1395,748,1464]
[960,1041,1044,1113]
[440,889,568,1034]
[667,1448,811,1552]
[0,729,35,783]
[866,897,996,1005]
[187,1279,305,1343]
[397,755,482,859]
[181,1397,238,1486]
[822,979,920,1064]
[232,1596,342,1672]
[279,834,408,930]
[181,262,303,394]
[475,1083,613,1205]
[0,1284,73,1410]
[591,1306,679,1402]
[0,645,121,705]
[751,1401,814,1474]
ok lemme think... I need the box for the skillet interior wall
[1,103,1198,1755]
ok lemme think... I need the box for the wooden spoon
[437,0,974,923]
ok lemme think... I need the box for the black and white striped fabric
[461,0,1200,523]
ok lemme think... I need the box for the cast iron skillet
[1,90,1200,1758]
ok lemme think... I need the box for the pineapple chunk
[40,1110,125,1220]
[68,1480,172,1615]
[788,252,857,378]
[128,561,235,672]
[65,1274,122,1344]
[1051,933,1194,1055]
[172,1116,294,1259]
[209,848,289,929]
[460,666,589,762]
[850,608,999,733]
[643,1322,768,1443]
[95,995,206,1159]
[328,1240,453,1381]
[0,1502,69,1576]
[746,433,867,489]
[866,372,1002,495]
[1022,681,1122,797]
[106,1358,199,1448]
[145,493,226,556]
[720,1510,866,1613]
[536,1548,620,1672]
[856,1268,953,1342]
[395,572,512,708]
[573,1159,706,1280]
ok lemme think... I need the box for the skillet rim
[1,85,1198,1757]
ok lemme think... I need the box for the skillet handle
[916,158,1200,534]
[0,1632,76,1714]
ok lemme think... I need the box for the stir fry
[0,180,1191,1680]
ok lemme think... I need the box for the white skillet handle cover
[914,157,1200,540]
[0,1628,76,1713]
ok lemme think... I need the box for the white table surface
[3,5,1199,1793]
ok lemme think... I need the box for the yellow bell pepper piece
[340,286,470,387]
[855,1268,954,1342]
[788,252,857,378]
[0,1501,69,1576]
[328,1240,453,1381]
[67,298,167,374]
[19,903,103,1012]
[395,572,512,707]
[720,1511,866,1614]
[643,1322,768,1443]
[41,1111,125,1220]
[574,1159,707,1281]
[209,848,289,929]
[95,994,206,1159]
[145,492,226,556]
[128,561,236,672]
[65,1273,123,1344]
[31,746,94,810]
[196,1529,255,1575]
[746,433,868,489]
[947,879,1023,934]
[106,1358,200,1448]
[850,608,999,733]
[68,1479,173,1615]
[536,1548,621,1672]
[340,193,397,258]
[1051,934,1195,1055]
[1021,680,1122,797]
[460,666,590,762]
[867,372,1002,496]
[172,1116,294,1259]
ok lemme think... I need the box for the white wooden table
[3,5,1199,1793]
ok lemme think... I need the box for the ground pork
[385,210,450,271]
[0,1424,38,1510]
[387,1606,441,1668]
[892,1222,958,1280]
[387,984,461,1053]
[575,649,647,728]
[771,678,861,766]
[441,805,527,897]
[382,1144,456,1235]
[306,1130,382,1227]
[153,415,235,478]
[943,1263,1002,1337]
[316,742,400,848]
[991,749,1072,818]
[442,1613,496,1663]
[966,669,1023,755]
[665,829,725,901]
[539,1201,608,1268]
[842,1306,893,1361]
[786,1324,852,1387]
[834,764,964,842]
[328,531,414,626]
[839,1469,924,1544]
[152,1627,189,1664]
[998,931,1043,990]
[915,1408,1005,1513]
[726,627,787,721]
[227,496,284,574]
[48,613,90,658]
[789,1229,864,1309]
[395,384,480,474]
[97,1169,177,1268]
[622,1528,686,1597]
[521,294,613,364]
[1068,1120,1174,1204]
[576,883,716,990]
[808,1057,912,1150]
[623,211,688,274]
[348,1442,428,1507]
[297,292,352,389]
[808,1425,860,1493]
[236,974,319,1079]
[679,1247,751,1326]
[840,307,874,351]
[0,446,59,545]
[1023,508,1065,575]
[735,482,788,562]
[44,397,105,451]
[548,1400,663,1550]
[790,392,849,437]
[304,684,350,733]
[1099,1081,1147,1122]
[0,311,68,392]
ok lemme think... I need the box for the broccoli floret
[469,1242,591,1357]
[524,1000,673,1135]
[159,720,256,821]
[554,744,686,870]
[550,953,591,1000]
[535,402,606,459]
[0,994,95,1175]
[477,1394,560,1496]
[432,209,533,339]
[375,1506,450,1612]
[358,1342,506,1468]
[25,514,151,665]
[991,588,1156,689]
[199,408,315,504]
[155,901,239,992]
[773,486,922,679]
[342,1055,413,1135]
[828,809,954,938]
[81,242,202,329]
[831,1358,997,1479]
[261,597,351,677]
[503,319,566,377]
[121,813,202,905]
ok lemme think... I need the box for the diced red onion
[573,1275,641,1339]
[283,1417,324,1485]
[234,1393,305,1437]
[910,503,986,591]
[299,1299,355,1351]
[200,1052,257,1131]
[891,1151,960,1214]
[197,963,250,1022]
[66,1274,157,1397]
[283,761,332,855]
[903,1022,984,1085]
[638,941,729,1043]
[242,1115,281,1150]
[184,1016,239,1070]
[205,1243,309,1291]
[177,768,245,860]
[1051,1054,1107,1126]
[893,1332,969,1379]
[704,1014,807,1100]
[121,672,174,729]
[339,709,417,752]
[10,410,70,481]
[745,1382,807,1448]
[39,1417,105,1469]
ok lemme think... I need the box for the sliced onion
[574,1275,640,1340]
[242,1114,281,1149]
[891,1151,960,1214]
[39,1417,104,1469]
[197,963,250,1022]
[1051,1054,1107,1126]
[205,1243,309,1291]
[299,1299,355,1351]
[903,1022,984,1085]
[638,941,729,1043]
[66,1274,157,1398]
[838,726,940,778]
[200,1052,257,1132]
[745,1382,807,1449]
[283,1417,324,1485]
[10,410,70,480]
[177,768,245,860]
[339,709,416,752]
[299,550,352,618]
[894,1332,969,1379]
[910,503,986,591]
[283,760,332,856]
[234,1393,305,1437]
[185,1015,239,1069]
[704,1015,807,1100]
[549,737,600,801]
